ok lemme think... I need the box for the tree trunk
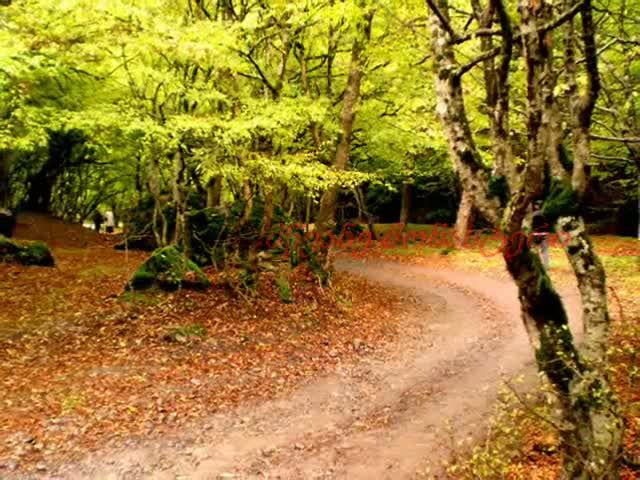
[427,0,622,474]
[260,187,274,238]
[24,169,55,213]
[454,189,474,246]
[399,182,411,229]
[240,180,253,227]
[316,7,373,232]
[206,175,223,208]
[172,149,186,247]
[355,186,377,240]
[147,155,165,247]
[0,150,10,209]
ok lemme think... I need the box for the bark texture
[454,189,474,246]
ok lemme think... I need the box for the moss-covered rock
[18,241,55,266]
[127,245,210,291]
[0,235,55,266]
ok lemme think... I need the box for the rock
[127,246,210,291]
[0,235,55,267]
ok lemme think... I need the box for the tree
[316,2,375,232]
[427,0,623,475]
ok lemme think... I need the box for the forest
[0,0,639,478]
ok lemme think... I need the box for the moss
[0,235,55,267]
[128,245,210,291]
[542,179,579,224]
[18,241,55,266]
[504,241,579,394]
[275,275,293,303]
[529,257,580,395]
[163,323,207,343]
[129,264,156,290]
[488,175,510,206]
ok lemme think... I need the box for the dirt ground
[41,261,581,479]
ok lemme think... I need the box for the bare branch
[591,134,640,143]
[456,1,584,78]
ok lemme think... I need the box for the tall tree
[427,0,622,476]
[316,3,374,232]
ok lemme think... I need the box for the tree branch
[591,134,640,143]
[425,0,457,39]
[455,1,584,78]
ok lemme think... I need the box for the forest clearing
[1,0,639,478]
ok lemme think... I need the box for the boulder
[127,245,210,291]
[0,235,55,266]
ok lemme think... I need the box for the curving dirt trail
[51,259,582,480]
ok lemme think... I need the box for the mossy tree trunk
[428,0,622,475]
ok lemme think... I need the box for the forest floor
[0,216,638,479]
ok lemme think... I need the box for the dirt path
[48,259,581,480]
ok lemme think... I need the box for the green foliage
[542,180,580,224]
[128,245,210,291]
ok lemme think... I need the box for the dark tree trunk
[24,169,55,213]
[0,150,10,209]
[260,187,274,238]
[206,176,223,208]
[399,182,412,229]
[0,151,15,236]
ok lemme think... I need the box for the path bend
[51,260,581,480]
